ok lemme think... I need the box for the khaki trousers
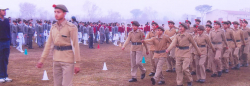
[53,61,74,86]
[153,57,166,81]
[195,55,207,80]
[149,51,156,73]
[211,48,223,74]
[131,51,146,78]
[232,47,240,67]
[167,48,176,70]
[206,48,213,70]
[190,53,196,72]
[241,44,249,65]
[176,57,193,85]
[222,48,231,70]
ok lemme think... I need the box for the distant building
[206,9,250,22]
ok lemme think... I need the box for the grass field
[2,43,250,86]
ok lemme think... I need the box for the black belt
[197,45,206,47]
[245,38,248,40]
[236,40,241,42]
[178,46,189,50]
[54,46,72,51]
[132,42,142,45]
[154,50,165,53]
[227,39,232,41]
[212,42,222,44]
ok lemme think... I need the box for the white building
[206,9,250,22]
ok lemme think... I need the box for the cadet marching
[1,4,250,86]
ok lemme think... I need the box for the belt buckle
[57,47,61,51]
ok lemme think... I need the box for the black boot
[191,71,196,75]
[211,73,217,77]
[199,79,205,83]
[141,73,146,79]
[158,81,165,85]
[218,71,222,77]
[148,72,155,76]
[172,68,176,72]
[195,79,201,82]
[151,78,156,85]
[128,78,137,82]
[206,69,211,72]
[166,69,172,72]
[187,82,192,86]
[224,69,229,73]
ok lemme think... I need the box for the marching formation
[1,4,250,86]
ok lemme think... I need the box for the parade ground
[3,43,250,86]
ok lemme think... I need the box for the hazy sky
[2,0,250,20]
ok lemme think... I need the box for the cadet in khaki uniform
[210,20,228,77]
[37,4,80,86]
[205,24,213,72]
[143,26,172,85]
[164,21,177,72]
[122,21,149,82]
[146,21,158,76]
[232,21,245,69]
[187,20,197,75]
[221,21,236,73]
[241,19,250,67]
[194,25,215,83]
[166,22,201,86]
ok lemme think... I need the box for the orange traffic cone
[97,44,100,49]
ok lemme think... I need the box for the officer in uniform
[16,19,24,52]
[88,22,94,49]
[122,21,149,82]
[143,26,172,85]
[205,24,213,72]
[145,21,158,76]
[232,21,245,69]
[37,4,80,86]
[241,19,250,67]
[210,20,228,77]
[105,24,110,44]
[164,20,177,72]
[11,20,17,47]
[37,21,44,48]
[99,23,105,44]
[194,25,215,83]
[221,21,236,73]
[166,22,201,86]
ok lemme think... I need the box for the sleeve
[144,37,154,45]
[70,26,81,67]
[240,30,246,45]
[205,36,215,51]
[166,35,178,51]
[221,31,228,47]
[123,32,131,47]
[189,35,201,55]
[142,32,148,51]
[39,28,54,63]
[230,31,236,45]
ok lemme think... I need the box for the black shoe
[211,74,217,77]
[177,85,183,86]
[149,72,155,76]
[199,79,205,83]
[172,68,176,72]
[222,69,225,73]
[141,73,146,79]
[245,63,249,67]
[166,70,172,72]
[206,69,211,72]
[224,69,229,73]
[191,71,196,75]
[195,79,201,82]
[187,82,192,86]
[158,81,165,85]
[128,78,137,82]
[151,78,156,85]
[236,64,240,69]
[231,67,237,70]
[28,48,34,49]
[218,71,222,77]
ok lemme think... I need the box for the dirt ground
[1,42,250,86]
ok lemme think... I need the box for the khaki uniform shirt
[167,32,201,58]
[144,34,172,58]
[123,29,148,51]
[242,27,250,44]
[224,28,236,48]
[164,27,177,38]
[39,19,81,67]
[233,28,245,47]
[145,29,157,51]
[209,28,228,50]
[194,33,215,55]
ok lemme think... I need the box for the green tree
[195,5,212,25]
